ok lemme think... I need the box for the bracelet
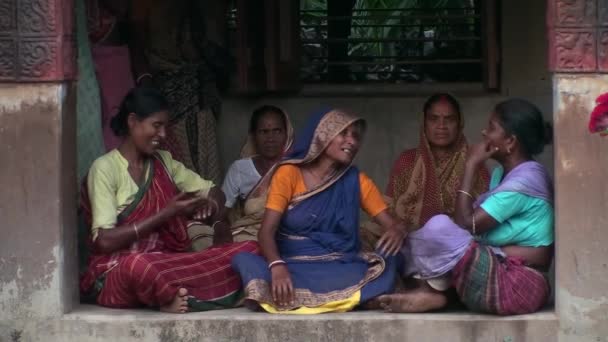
[136,73,153,84]
[268,260,286,270]
[472,214,477,235]
[456,189,474,200]
[133,223,140,240]
[211,220,223,229]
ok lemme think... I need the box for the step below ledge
[65,304,557,322]
[3,306,558,342]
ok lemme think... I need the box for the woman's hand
[466,140,499,169]
[270,264,294,306]
[376,225,407,256]
[193,198,220,221]
[164,192,206,218]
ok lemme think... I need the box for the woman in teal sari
[232,108,407,314]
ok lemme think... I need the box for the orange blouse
[266,164,387,217]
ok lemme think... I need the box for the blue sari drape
[231,109,397,313]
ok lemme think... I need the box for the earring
[506,147,511,154]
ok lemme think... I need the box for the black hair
[494,98,553,156]
[110,87,170,137]
[423,93,462,117]
[249,105,287,134]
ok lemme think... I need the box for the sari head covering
[278,108,368,254]
[588,93,608,136]
[238,107,295,200]
[281,108,366,203]
[211,108,295,247]
[231,108,397,313]
[191,108,294,251]
[240,106,295,159]
[390,95,488,228]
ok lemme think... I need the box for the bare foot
[377,289,447,313]
[361,297,383,310]
[243,299,263,312]
[160,288,189,313]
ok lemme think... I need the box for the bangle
[268,260,286,270]
[456,189,474,200]
[136,73,153,84]
[211,220,223,229]
[133,223,140,240]
[471,214,477,235]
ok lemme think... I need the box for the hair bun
[110,109,128,137]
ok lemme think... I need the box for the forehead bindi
[431,100,457,114]
[258,113,284,130]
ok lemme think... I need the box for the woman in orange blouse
[231,108,407,314]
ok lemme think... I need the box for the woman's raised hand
[466,140,499,168]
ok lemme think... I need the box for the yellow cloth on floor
[259,290,361,314]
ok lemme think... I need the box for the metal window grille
[300,0,485,83]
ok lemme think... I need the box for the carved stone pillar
[0,0,75,81]
[547,0,608,72]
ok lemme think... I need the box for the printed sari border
[243,252,385,310]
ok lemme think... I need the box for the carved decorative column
[0,0,75,81]
[547,0,608,72]
[547,1,608,341]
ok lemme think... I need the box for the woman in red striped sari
[80,87,259,313]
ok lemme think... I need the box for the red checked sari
[79,154,259,310]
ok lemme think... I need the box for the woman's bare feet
[160,288,189,313]
[243,299,263,312]
[377,288,447,313]
[361,297,383,310]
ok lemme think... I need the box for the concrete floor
[15,305,555,342]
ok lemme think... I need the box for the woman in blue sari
[232,109,407,313]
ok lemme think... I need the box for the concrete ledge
[1,305,558,342]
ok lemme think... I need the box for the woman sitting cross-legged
[379,98,554,315]
[361,93,489,251]
[79,87,259,313]
[231,108,408,314]
[190,106,294,250]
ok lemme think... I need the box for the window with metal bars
[230,0,499,93]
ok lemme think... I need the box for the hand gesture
[376,226,407,256]
[165,192,205,218]
[192,198,220,221]
[466,140,499,168]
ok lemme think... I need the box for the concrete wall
[0,83,78,320]
[553,74,608,341]
[218,0,553,189]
